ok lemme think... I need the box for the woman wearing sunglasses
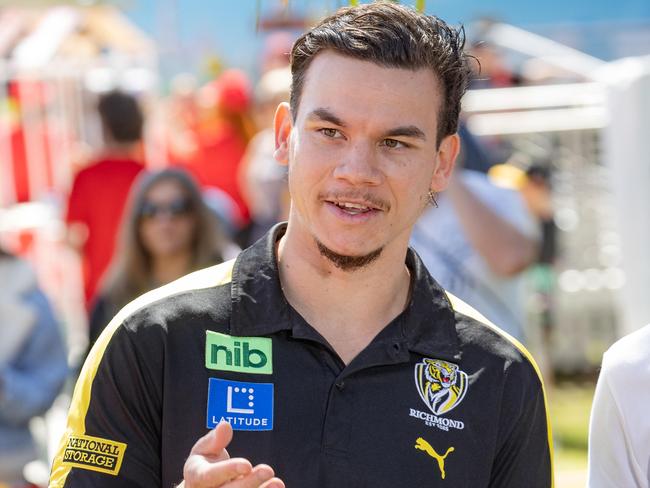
[88,168,235,349]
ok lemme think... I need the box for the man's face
[275,51,458,266]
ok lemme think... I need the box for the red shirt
[65,158,144,305]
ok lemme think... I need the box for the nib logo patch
[205,331,272,374]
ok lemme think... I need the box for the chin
[315,237,383,271]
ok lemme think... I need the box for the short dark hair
[97,90,144,144]
[290,2,471,145]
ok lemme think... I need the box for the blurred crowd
[0,15,597,487]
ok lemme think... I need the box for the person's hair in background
[289,2,472,145]
[89,168,229,346]
[98,90,144,146]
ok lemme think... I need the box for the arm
[49,319,163,487]
[489,362,553,487]
[446,176,538,276]
[588,363,647,488]
[0,289,68,425]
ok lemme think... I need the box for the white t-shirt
[588,324,650,488]
[410,169,538,341]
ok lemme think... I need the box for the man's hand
[180,421,285,488]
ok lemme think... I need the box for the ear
[430,133,460,192]
[273,102,293,166]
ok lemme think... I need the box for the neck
[151,253,192,286]
[102,142,141,160]
[277,222,411,364]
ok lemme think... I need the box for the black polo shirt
[50,224,553,488]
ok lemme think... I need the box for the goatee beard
[315,239,383,271]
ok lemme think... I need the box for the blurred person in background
[411,128,539,342]
[467,19,523,90]
[588,324,650,487]
[0,247,67,486]
[238,66,291,245]
[183,69,256,243]
[468,40,522,89]
[65,90,146,308]
[165,74,201,167]
[258,31,293,74]
[88,168,235,348]
[488,162,557,380]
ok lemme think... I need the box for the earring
[428,190,438,208]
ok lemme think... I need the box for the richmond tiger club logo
[410,358,468,432]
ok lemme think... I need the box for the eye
[381,138,407,149]
[320,128,341,138]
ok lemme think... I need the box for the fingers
[223,465,285,488]
[185,460,285,488]
[258,477,285,488]
[184,456,253,487]
[183,421,285,488]
[190,421,233,457]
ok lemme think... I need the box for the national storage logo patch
[205,331,272,374]
[62,434,126,476]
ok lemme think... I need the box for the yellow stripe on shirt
[446,291,555,488]
[49,260,235,487]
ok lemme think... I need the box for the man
[65,91,145,307]
[588,324,650,487]
[50,3,553,487]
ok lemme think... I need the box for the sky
[122,0,650,83]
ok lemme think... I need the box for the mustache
[318,191,390,212]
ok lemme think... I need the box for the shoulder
[448,292,545,387]
[72,161,102,180]
[601,325,650,382]
[97,260,236,344]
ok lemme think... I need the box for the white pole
[0,60,16,206]
[599,55,650,336]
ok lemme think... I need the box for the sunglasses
[140,198,193,219]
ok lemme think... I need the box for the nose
[332,140,382,186]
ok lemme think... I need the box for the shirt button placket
[322,375,353,457]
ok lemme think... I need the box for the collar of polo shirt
[228,223,461,363]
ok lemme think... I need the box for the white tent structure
[462,22,649,371]
[0,4,157,207]
[598,56,650,337]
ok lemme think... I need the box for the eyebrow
[307,107,427,141]
[384,125,427,141]
[307,107,346,127]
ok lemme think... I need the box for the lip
[324,198,383,211]
[324,201,382,223]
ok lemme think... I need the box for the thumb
[190,421,233,457]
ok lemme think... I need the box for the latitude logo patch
[415,437,455,479]
[414,358,468,416]
[61,434,127,476]
[206,378,274,431]
[205,331,272,374]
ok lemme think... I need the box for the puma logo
[414,437,455,479]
